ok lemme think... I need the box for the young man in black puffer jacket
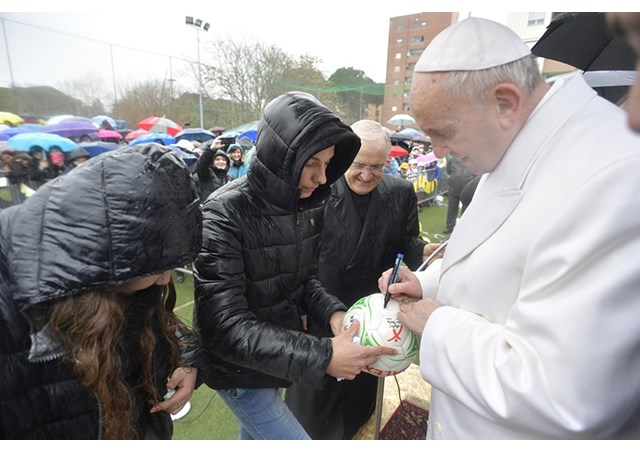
[193,91,395,440]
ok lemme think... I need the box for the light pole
[186,16,210,129]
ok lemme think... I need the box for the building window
[396,38,403,44]
[411,36,424,44]
[392,106,398,112]
[412,21,426,29]
[397,25,405,32]
[404,76,413,85]
[403,104,411,112]
[407,48,423,57]
[527,12,545,26]
[393,66,401,73]
[403,90,410,98]
[395,53,402,59]
[393,80,400,86]
[406,62,416,71]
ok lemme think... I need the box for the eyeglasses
[350,162,385,174]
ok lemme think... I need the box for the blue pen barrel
[384,253,404,307]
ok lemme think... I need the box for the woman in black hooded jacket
[193,143,234,203]
[0,144,204,439]
[193,92,395,440]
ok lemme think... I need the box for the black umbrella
[531,12,636,71]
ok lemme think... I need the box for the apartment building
[382,12,573,126]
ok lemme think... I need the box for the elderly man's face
[607,12,640,132]
[410,72,508,175]
[344,137,388,195]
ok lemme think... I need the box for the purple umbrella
[2,123,45,138]
[44,117,99,139]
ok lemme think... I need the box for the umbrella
[167,145,198,167]
[136,116,183,136]
[397,127,423,138]
[79,141,120,158]
[0,112,24,126]
[97,129,123,143]
[387,114,416,128]
[417,152,438,164]
[129,133,176,146]
[2,124,45,138]
[210,126,226,136]
[125,129,151,141]
[223,120,259,136]
[390,145,409,157]
[237,129,257,144]
[531,12,637,71]
[78,141,119,158]
[7,132,77,152]
[389,131,414,142]
[175,127,216,142]
[45,114,74,125]
[92,115,117,129]
[44,117,99,138]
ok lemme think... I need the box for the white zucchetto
[415,17,531,72]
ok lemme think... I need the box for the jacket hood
[2,143,202,312]
[249,91,360,208]
[67,147,90,162]
[214,148,230,168]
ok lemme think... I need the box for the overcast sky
[0,0,613,103]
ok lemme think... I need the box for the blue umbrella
[91,115,117,129]
[174,127,216,143]
[79,141,120,158]
[129,133,175,146]
[7,132,77,152]
[2,124,45,138]
[167,145,198,167]
[237,129,257,144]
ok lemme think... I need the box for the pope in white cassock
[380,18,640,439]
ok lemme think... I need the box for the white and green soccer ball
[342,293,420,376]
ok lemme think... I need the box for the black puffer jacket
[0,144,202,439]
[193,148,234,203]
[194,92,360,390]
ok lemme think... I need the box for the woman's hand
[150,366,198,415]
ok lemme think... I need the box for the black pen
[384,253,404,308]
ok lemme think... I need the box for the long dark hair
[48,281,185,439]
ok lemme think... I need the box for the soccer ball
[342,293,419,376]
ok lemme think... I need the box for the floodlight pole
[186,16,209,129]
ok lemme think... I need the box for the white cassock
[417,73,640,439]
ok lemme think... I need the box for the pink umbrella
[97,129,123,143]
[416,152,438,164]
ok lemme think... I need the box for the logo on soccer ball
[342,293,419,376]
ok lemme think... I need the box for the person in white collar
[379,17,640,439]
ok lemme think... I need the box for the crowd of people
[1,12,640,441]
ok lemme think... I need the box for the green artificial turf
[170,198,449,439]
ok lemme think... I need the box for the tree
[112,80,175,127]
[0,86,83,117]
[328,68,384,125]
[60,72,109,114]
[201,38,334,126]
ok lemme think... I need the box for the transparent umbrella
[387,114,416,128]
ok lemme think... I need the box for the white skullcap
[415,17,531,72]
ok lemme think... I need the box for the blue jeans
[217,387,311,440]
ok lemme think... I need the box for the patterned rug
[379,400,429,440]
